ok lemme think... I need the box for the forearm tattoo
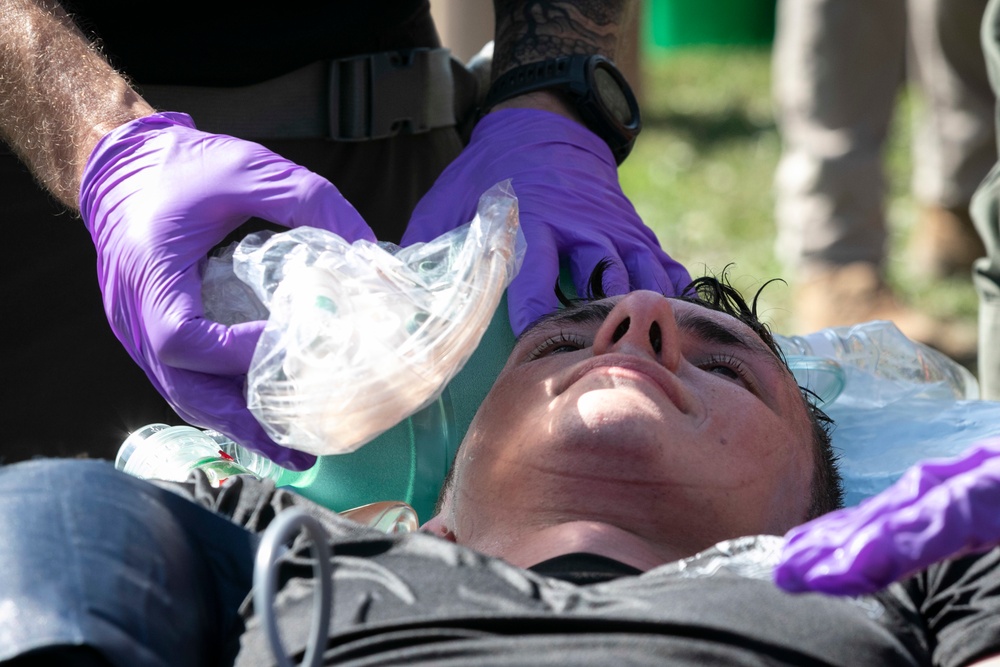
[492,0,631,77]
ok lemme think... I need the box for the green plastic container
[644,0,777,51]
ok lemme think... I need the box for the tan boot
[908,205,985,280]
[794,262,978,363]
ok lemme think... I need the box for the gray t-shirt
[219,477,1000,667]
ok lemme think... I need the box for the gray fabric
[5,461,1000,666]
[236,533,925,667]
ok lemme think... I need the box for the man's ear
[420,513,457,542]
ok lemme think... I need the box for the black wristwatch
[481,54,641,164]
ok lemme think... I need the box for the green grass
[619,46,980,336]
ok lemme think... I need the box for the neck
[498,521,695,572]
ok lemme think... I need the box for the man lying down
[2,269,999,667]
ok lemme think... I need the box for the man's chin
[572,386,679,436]
[546,416,678,471]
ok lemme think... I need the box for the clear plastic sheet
[775,322,997,507]
[665,535,783,582]
[203,182,524,456]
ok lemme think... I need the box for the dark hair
[558,260,843,520]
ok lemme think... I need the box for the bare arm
[0,0,153,210]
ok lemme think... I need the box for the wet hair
[558,260,843,520]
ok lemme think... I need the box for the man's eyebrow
[516,301,617,345]
[675,309,785,370]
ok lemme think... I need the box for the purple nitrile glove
[79,112,376,470]
[774,437,1000,596]
[403,108,691,334]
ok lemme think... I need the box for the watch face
[593,66,635,127]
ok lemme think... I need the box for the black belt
[140,48,481,141]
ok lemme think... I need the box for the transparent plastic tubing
[115,423,289,486]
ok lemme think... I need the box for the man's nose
[591,291,682,370]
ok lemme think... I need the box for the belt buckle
[328,48,455,141]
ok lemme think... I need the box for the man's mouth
[560,355,692,414]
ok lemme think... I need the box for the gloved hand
[774,437,1000,595]
[403,108,691,334]
[79,112,375,470]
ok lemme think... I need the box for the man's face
[441,290,816,564]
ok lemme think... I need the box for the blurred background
[430,0,980,347]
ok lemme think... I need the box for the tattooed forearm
[492,0,632,77]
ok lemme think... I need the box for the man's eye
[698,354,750,384]
[526,333,588,361]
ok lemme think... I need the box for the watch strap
[482,55,585,111]
[481,54,639,164]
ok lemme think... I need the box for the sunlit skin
[423,291,816,572]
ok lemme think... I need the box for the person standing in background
[772,0,994,361]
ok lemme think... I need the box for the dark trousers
[0,459,257,666]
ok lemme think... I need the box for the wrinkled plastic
[825,397,1000,507]
[775,437,1000,595]
[201,256,270,326]
[665,535,784,583]
[774,321,994,507]
[775,321,979,405]
[204,182,524,456]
